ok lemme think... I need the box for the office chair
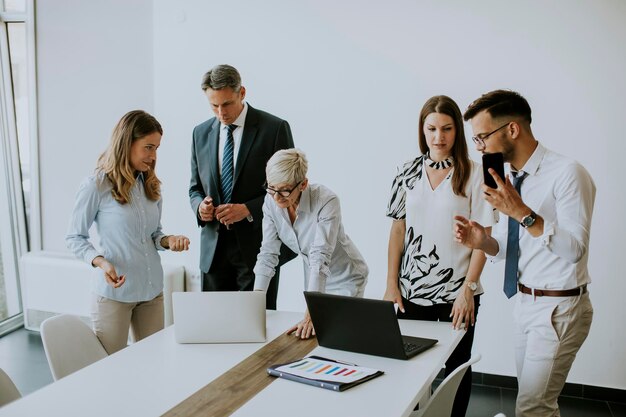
[410,354,482,417]
[0,368,21,407]
[40,314,108,380]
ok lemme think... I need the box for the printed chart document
[267,355,384,392]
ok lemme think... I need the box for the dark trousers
[202,230,280,310]
[398,295,480,417]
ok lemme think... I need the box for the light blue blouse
[66,172,166,302]
[253,184,368,296]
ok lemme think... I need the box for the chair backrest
[40,314,108,380]
[0,368,21,407]
[412,354,482,417]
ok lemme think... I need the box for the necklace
[425,153,454,170]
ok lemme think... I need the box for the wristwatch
[520,211,537,228]
[466,281,478,292]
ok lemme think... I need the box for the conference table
[1,311,464,417]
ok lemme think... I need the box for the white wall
[36,0,626,389]
[36,0,155,250]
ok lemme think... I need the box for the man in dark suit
[189,64,295,309]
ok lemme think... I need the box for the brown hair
[96,110,162,204]
[418,95,470,197]
[463,89,532,123]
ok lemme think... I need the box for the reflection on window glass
[0,240,7,321]
[3,0,26,12]
[7,22,30,240]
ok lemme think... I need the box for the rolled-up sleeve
[65,177,102,265]
[253,197,283,291]
[307,196,342,292]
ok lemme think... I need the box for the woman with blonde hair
[254,148,368,339]
[66,110,190,354]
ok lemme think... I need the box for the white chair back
[411,354,482,417]
[0,368,21,407]
[40,314,108,380]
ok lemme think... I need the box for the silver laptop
[172,291,266,343]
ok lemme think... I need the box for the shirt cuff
[253,274,271,291]
[536,219,555,247]
[86,250,103,267]
[154,233,168,250]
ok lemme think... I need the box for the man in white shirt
[453,89,595,417]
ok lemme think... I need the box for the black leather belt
[518,283,587,297]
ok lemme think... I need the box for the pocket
[550,297,575,342]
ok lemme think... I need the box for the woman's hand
[92,256,125,288]
[450,289,475,330]
[383,285,405,313]
[167,235,190,252]
[286,309,316,339]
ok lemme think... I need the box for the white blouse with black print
[387,156,497,306]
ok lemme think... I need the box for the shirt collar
[221,101,248,130]
[516,141,546,177]
[296,185,312,214]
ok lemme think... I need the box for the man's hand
[198,197,215,222]
[215,204,250,227]
[454,216,488,250]
[482,169,529,221]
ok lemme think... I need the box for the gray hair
[201,64,241,92]
[266,148,308,186]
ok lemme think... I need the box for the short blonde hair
[266,148,308,186]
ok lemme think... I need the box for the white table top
[1,311,463,417]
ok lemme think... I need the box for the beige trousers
[91,293,164,354]
[514,291,593,417]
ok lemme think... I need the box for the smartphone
[482,152,505,188]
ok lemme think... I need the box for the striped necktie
[503,171,528,298]
[221,124,237,203]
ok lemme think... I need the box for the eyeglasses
[264,181,302,198]
[472,122,510,148]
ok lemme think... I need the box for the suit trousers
[399,295,480,417]
[514,291,593,417]
[91,292,164,354]
[203,229,280,309]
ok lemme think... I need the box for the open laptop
[172,291,266,343]
[304,292,438,360]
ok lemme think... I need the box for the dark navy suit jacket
[189,104,295,274]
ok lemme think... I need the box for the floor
[1,327,625,416]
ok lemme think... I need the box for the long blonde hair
[96,110,162,204]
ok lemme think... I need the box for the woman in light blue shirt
[254,148,368,339]
[66,110,190,354]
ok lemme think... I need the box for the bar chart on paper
[276,357,379,383]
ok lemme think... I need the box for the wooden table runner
[163,333,318,417]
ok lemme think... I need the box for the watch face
[468,282,478,291]
[522,212,536,227]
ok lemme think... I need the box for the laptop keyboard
[404,342,419,353]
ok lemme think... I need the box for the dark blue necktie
[220,124,237,203]
[503,171,528,298]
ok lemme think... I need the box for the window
[0,0,37,335]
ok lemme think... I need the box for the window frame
[0,0,39,334]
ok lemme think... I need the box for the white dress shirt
[254,184,368,296]
[489,142,596,290]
